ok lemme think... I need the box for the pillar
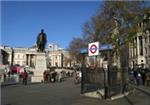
[28,55,31,67]
[136,35,140,64]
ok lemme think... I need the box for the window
[17,61,20,64]
[139,36,143,56]
[55,62,58,67]
[18,54,20,58]
[149,34,150,42]
[145,47,147,55]
[23,61,26,65]
[49,62,51,66]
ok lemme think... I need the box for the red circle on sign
[90,44,97,54]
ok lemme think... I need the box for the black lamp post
[11,47,14,66]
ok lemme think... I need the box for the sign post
[99,44,113,99]
[88,42,99,56]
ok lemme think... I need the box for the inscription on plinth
[35,53,47,71]
[32,53,47,82]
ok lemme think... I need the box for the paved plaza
[1,77,150,105]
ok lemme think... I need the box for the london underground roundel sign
[90,44,97,54]
[88,42,99,56]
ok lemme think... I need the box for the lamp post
[80,52,86,94]
[11,47,14,66]
[102,61,108,99]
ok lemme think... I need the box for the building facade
[0,43,72,68]
[129,12,150,68]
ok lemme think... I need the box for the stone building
[129,12,150,68]
[0,47,9,65]
[47,50,71,68]
[0,44,72,68]
[1,46,37,67]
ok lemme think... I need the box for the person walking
[3,73,7,82]
[58,72,62,82]
[43,70,47,83]
[140,68,146,85]
[22,69,28,85]
[133,68,140,86]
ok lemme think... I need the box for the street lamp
[102,62,109,99]
[11,47,14,66]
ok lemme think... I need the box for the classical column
[34,55,36,67]
[142,36,145,58]
[28,54,31,67]
[147,31,150,68]
[59,55,61,67]
[26,54,28,65]
[136,35,140,57]
[8,52,12,65]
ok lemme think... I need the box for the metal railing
[81,67,131,99]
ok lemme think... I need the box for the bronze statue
[36,29,47,52]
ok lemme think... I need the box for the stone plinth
[32,53,47,82]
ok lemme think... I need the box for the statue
[36,29,47,52]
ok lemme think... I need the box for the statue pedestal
[31,53,47,82]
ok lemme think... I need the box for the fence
[81,67,130,98]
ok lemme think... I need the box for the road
[1,77,150,105]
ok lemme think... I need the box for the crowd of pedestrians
[43,70,73,83]
[0,67,30,86]
[1,65,77,86]
[129,66,150,86]
[73,70,81,84]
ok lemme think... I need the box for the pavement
[1,80,41,87]
[128,83,150,96]
[1,77,150,105]
[1,80,18,87]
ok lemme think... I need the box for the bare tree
[68,37,86,63]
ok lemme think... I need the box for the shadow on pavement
[124,96,135,105]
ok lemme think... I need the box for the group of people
[73,71,81,84]
[43,70,67,83]
[1,68,29,85]
[0,65,27,84]
[131,67,150,86]
[43,70,57,83]
[43,70,75,83]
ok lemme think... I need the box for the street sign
[99,44,113,51]
[80,48,88,54]
[88,42,99,56]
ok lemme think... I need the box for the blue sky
[1,1,102,49]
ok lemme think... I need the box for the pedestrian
[51,73,55,82]
[7,71,11,80]
[133,68,140,86]
[45,71,49,83]
[22,69,28,85]
[67,71,70,77]
[3,73,7,82]
[43,70,47,83]
[19,72,23,83]
[58,72,62,82]
[140,68,146,85]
